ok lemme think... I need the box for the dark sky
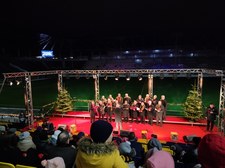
[1,0,225,55]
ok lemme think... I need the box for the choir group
[89,93,167,130]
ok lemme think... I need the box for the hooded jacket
[75,138,128,168]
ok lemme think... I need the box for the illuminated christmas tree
[55,89,73,113]
[183,84,203,121]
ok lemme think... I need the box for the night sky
[1,0,225,57]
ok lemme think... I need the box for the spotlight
[138,74,142,81]
[115,74,119,81]
[126,74,130,81]
[9,81,13,86]
[16,80,20,85]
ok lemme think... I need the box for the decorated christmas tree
[183,84,203,122]
[54,88,73,113]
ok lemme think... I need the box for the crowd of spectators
[0,119,225,168]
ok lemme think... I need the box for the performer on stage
[122,100,130,122]
[155,100,164,127]
[98,100,105,120]
[205,103,218,131]
[130,100,138,123]
[146,100,154,125]
[106,98,113,122]
[139,102,146,123]
[114,100,122,131]
[123,93,132,105]
[152,95,158,107]
[160,95,168,121]
[101,95,107,105]
[116,93,123,105]
[137,95,144,107]
[144,94,151,103]
[89,100,96,123]
[108,94,114,102]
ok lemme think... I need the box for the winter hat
[90,120,113,143]
[19,131,31,140]
[41,157,65,168]
[52,130,61,140]
[119,141,132,154]
[77,131,85,139]
[198,134,225,168]
[147,150,175,168]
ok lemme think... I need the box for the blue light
[41,50,54,58]
[153,49,160,53]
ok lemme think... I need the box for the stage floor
[43,111,219,143]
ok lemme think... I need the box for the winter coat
[75,138,128,168]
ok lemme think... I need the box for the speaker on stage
[120,130,130,138]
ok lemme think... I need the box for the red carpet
[41,111,219,143]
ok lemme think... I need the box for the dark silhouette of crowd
[0,119,225,168]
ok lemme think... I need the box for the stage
[39,111,219,143]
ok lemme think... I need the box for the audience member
[69,131,85,148]
[45,130,76,168]
[17,131,36,152]
[146,150,175,168]
[41,156,66,168]
[197,134,225,168]
[49,130,62,146]
[128,132,145,168]
[75,120,128,168]
[147,134,162,151]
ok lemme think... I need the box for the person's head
[161,95,165,100]
[57,130,70,146]
[125,93,128,97]
[146,150,175,168]
[153,95,157,99]
[198,134,225,168]
[148,100,152,105]
[157,100,162,105]
[209,103,214,108]
[90,120,113,143]
[128,132,136,141]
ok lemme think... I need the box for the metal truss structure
[219,75,225,130]
[2,68,224,127]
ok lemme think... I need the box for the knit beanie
[41,157,65,168]
[198,134,225,168]
[90,120,113,143]
[147,150,175,168]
